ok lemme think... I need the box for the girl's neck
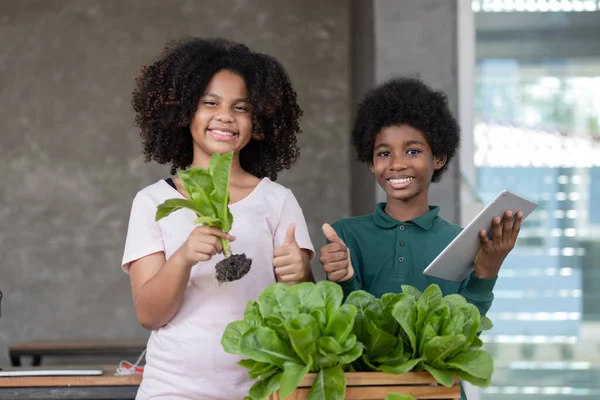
[384,193,431,222]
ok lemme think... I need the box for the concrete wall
[0,0,351,366]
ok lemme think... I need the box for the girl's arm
[128,226,234,330]
[128,250,191,330]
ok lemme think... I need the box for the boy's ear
[368,163,374,173]
[434,154,447,170]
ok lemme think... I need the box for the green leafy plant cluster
[222,281,494,400]
[222,281,362,399]
[155,151,252,282]
[346,284,494,388]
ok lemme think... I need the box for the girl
[122,38,314,399]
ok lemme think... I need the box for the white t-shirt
[122,177,314,400]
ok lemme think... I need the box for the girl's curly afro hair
[351,76,460,183]
[131,37,303,180]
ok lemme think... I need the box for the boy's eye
[234,105,250,112]
[377,151,391,157]
[407,149,421,155]
[203,101,217,106]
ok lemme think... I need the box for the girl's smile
[207,127,239,142]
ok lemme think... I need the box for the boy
[320,77,522,319]
[320,77,521,399]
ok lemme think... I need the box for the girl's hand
[473,210,522,279]
[176,226,235,268]
[273,224,307,284]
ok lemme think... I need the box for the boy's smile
[371,124,446,217]
[386,176,414,190]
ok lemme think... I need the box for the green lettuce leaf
[279,361,310,398]
[209,152,234,232]
[392,294,418,357]
[384,393,416,400]
[248,370,282,400]
[239,327,301,368]
[221,320,252,354]
[307,366,346,400]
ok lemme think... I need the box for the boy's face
[370,124,446,204]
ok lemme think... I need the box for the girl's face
[190,70,253,162]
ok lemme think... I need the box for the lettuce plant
[222,282,495,399]
[221,281,364,400]
[155,151,252,282]
[345,284,494,388]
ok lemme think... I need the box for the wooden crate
[269,372,460,400]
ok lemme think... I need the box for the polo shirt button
[399,225,405,231]
[399,242,406,247]
[398,257,404,262]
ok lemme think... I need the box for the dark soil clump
[215,253,252,283]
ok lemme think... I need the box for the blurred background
[1,1,599,399]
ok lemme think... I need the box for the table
[0,366,142,400]
[9,340,147,367]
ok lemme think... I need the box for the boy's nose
[389,156,408,170]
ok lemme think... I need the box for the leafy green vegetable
[156,151,234,254]
[222,282,495,399]
[384,394,416,400]
[155,151,252,282]
[345,284,494,388]
[221,281,363,400]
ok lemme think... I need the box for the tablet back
[423,190,538,282]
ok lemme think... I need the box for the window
[470,2,600,399]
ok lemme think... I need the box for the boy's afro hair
[131,37,302,180]
[351,76,460,182]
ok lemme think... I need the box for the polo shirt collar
[373,202,440,231]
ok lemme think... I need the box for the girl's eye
[203,101,217,106]
[234,105,250,112]
[377,151,391,157]
[407,149,421,155]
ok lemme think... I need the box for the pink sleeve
[121,193,165,273]
[274,191,315,259]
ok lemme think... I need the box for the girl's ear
[434,154,447,171]
[368,163,374,174]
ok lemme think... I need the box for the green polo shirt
[331,203,496,316]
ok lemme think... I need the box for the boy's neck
[384,194,431,222]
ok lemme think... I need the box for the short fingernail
[517,211,523,217]
[506,211,512,217]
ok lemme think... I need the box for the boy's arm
[458,271,497,315]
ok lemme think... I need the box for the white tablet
[423,189,538,283]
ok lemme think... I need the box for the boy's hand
[320,223,354,282]
[474,210,523,279]
[273,224,306,284]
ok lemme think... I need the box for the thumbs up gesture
[320,223,354,282]
[273,223,306,284]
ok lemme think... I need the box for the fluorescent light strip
[472,0,599,12]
